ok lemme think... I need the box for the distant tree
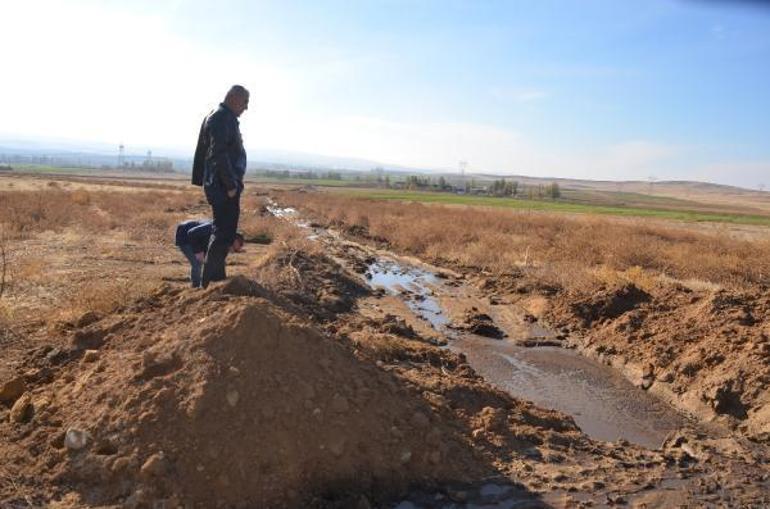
[548,182,561,199]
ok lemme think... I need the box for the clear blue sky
[2,0,769,187]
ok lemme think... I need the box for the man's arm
[191,117,207,186]
[207,116,237,194]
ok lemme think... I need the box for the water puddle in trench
[267,202,688,449]
[363,259,688,449]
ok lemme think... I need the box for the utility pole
[118,144,125,168]
[459,160,468,178]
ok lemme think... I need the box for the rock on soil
[453,307,506,339]
[9,392,33,423]
[0,376,26,404]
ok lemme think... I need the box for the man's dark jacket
[191,103,247,200]
[175,219,213,254]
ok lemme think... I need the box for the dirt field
[1,175,770,508]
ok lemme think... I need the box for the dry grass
[0,184,205,329]
[53,278,160,326]
[0,187,199,239]
[280,191,770,290]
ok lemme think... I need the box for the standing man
[192,85,249,287]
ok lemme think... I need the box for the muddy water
[364,259,687,449]
[367,260,450,329]
[451,337,685,448]
[267,203,688,449]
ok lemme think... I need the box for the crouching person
[175,219,244,288]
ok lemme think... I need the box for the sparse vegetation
[281,191,770,289]
[0,187,198,239]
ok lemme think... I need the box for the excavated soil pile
[255,249,370,322]
[1,281,500,508]
[545,283,770,442]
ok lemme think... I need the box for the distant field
[340,189,770,226]
[248,176,364,187]
[5,164,101,174]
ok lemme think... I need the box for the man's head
[224,85,250,117]
[230,232,245,253]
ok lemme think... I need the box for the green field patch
[341,189,770,226]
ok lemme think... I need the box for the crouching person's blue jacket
[175,220,213,254]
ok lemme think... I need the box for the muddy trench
[267,204,692,450]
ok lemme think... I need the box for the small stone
[82,350,99,363]
[399,449,412,464]
[390,426,404,438]
[9,392,33,423]
[226,388,240,407]
[111,457,131,473]
[228,366,240,377]
[46,347,66,364]
[140,452,168,478]
[64,427,90,450]
[659,370,675,383]
[0,376,26,404]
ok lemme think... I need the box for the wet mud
[362,258,688,449]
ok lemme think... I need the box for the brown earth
[279,189,770,447]
[540,282,770,442]
[2,178,770,508]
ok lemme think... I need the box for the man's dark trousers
[201,191,240,287]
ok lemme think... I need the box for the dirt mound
[255,249,370,322]
[1,282,506,507]
[568,284,650,327]
[450,308,506,339]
